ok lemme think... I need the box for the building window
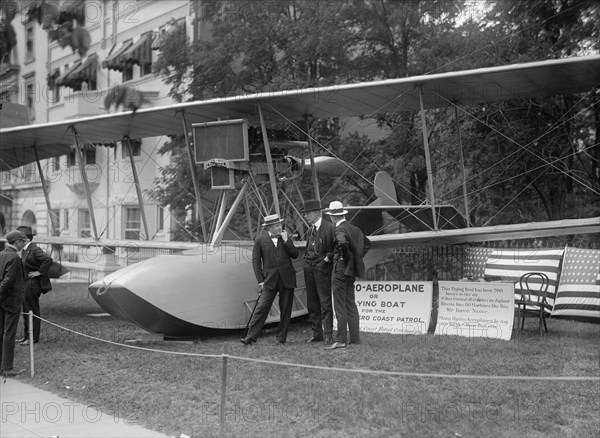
[67,150,76,166]
[25,81,36,122]
[25,23,35,63]
[79,209,91,238]
[63,209,69,230]
[124,207,141,239]
[157,206,164,231]
[123,64,133,82]
[141,60,152,76]
[50,209,60,233]
[121,139,141,158]
[85,148,96,165]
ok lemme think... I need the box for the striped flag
[483,248,564,312]
[552,247,600,321]
[463,247,494,279]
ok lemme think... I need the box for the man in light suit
[302,199,335,344]
[325,201,369,350]
[16,226,52,346]
[241,214,299,345]
[0,230,27,376]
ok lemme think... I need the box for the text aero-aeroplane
[1,55,599,337]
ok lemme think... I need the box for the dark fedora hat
[16,225,34,238]
[302,199,322,213]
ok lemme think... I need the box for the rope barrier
[28,314,600,382]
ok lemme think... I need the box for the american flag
[463,247,494,279]
[552,247,600,321]
[483,248,564,312]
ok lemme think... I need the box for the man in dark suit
[241,214,299,345]
[325,201,368,350]
[302,199,335,344]
[0,230,27,376]
[16,226,53,346]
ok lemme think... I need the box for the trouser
[304,262,333,339]
[0,308,20,371]
[332,271,360,344]
[246,276,295,342]
[22,281,41,342]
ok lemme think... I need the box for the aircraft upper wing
[1,55,598,171]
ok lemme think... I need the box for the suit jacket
[304,219,335,267]
[252,231,299,290]
[22,243,53,293]
[0,247,25,312]
[333,221,368,278]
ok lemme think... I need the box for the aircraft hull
[88,243,309,337]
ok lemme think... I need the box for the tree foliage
[153,0,599,242]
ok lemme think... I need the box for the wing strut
[304,115,320,201]
[32,145,58,236]
[123,136,149,240]
[418,85,438,230]
[454,105,471,227]
[71,127,99,240]
[179,110,207,242]
[258,104,280,216]
[209,181,249,248]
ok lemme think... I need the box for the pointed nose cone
[88,280,206,337]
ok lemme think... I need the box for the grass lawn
[9,282,600,438]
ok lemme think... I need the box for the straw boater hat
[301,199,323,213]
[5,230,28,244]
[262,214,284,227]
[325,200,348,216]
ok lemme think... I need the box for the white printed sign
[435,281,515,340]
[352,281,433,335]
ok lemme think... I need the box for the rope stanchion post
[220,343,229,438]
[28,311,34,377]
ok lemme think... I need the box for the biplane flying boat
[1,55,599,337]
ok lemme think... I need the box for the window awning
[120,32,152,66]
[102,33,152,70]
[56,54,98,89]
[101,40,133,71]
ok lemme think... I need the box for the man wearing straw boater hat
[241,213,299,345]
[302,199,335,344]
[325,201,368,350]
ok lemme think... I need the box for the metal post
[28,311,34,377]
[257,104,280,216]
[454,105,471,227]
[219,343,229,438]
[71,127,99,239]
[124,136,150,240]
[417,86,438,230]
[180,111,208,242]
[32,145,58,236]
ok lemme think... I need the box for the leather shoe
[19,340,38,346]
[3,368,26,377]
[306,336,323,343]
[325,342,347,350]
[15,337,27,343]
[239,337,255,345]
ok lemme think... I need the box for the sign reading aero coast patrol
[435,281,515,340]
[353,281,433,335]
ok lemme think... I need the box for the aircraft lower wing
[367,217,600,247]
